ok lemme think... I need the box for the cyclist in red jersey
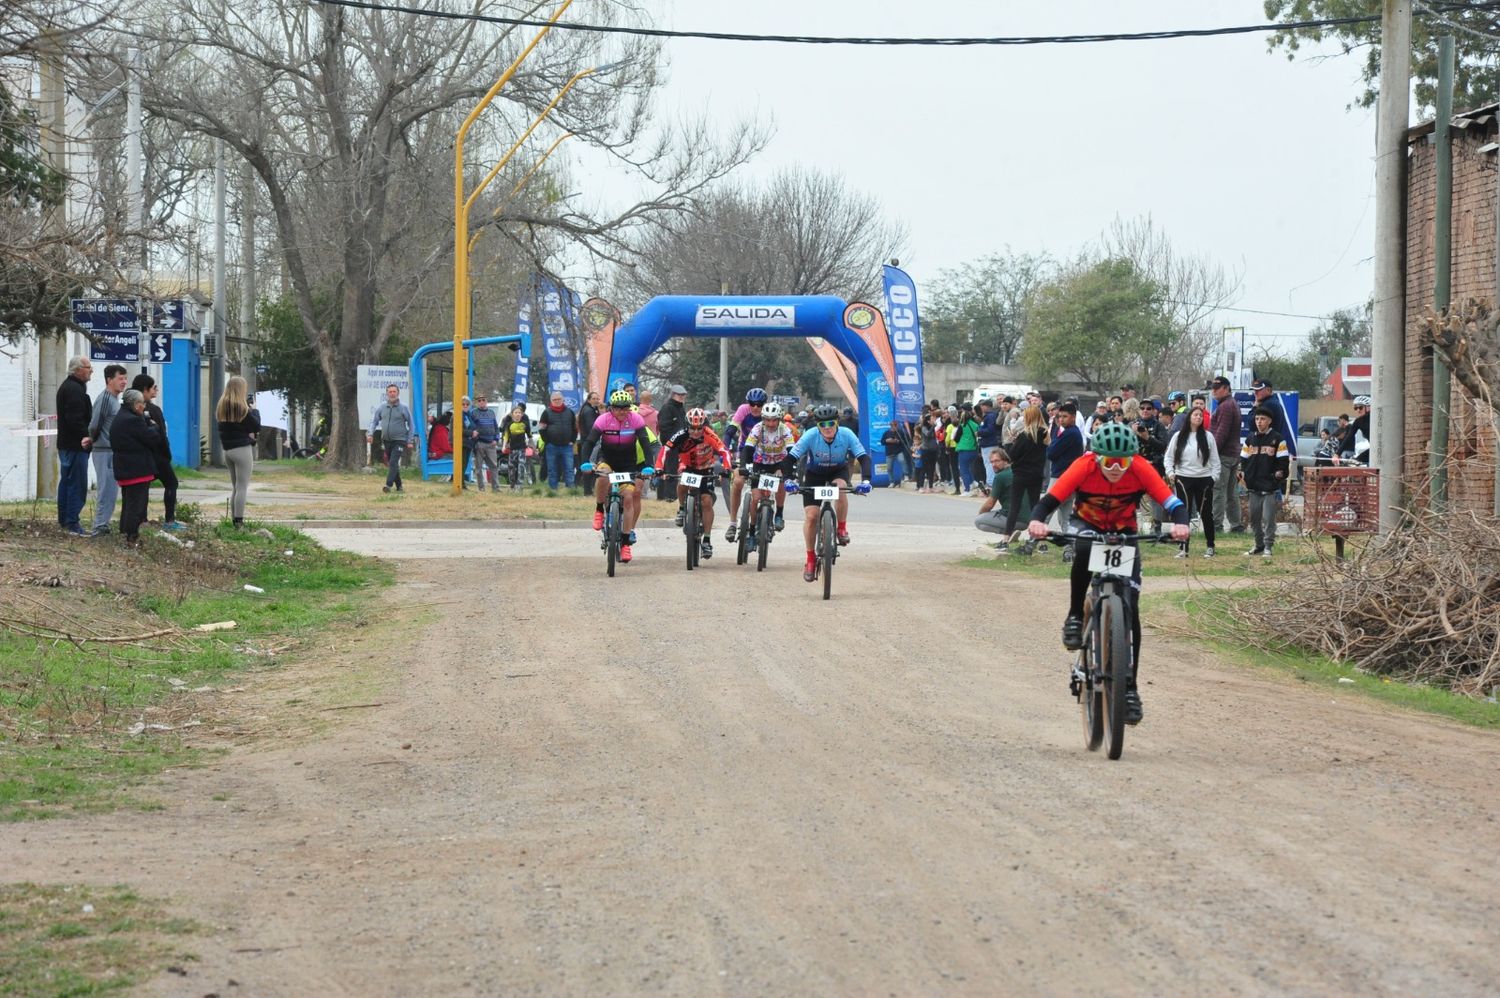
[1026,422,1189,725]
[655,407,731,559]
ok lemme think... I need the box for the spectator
[1046,401,1084,533]
[1001,404,1048,544]
[538,391,579,489]
[366,383,414,494]
[216,376,261,527]
[1249,378,1297,459]
[111,389,159,547]
[976,398,1000,469]
[55,356,93,535]
[1121,397,1141,423]
[87,363,128,536]
[1133,407,1170,533]
[577,390,601,489]
[458,396,475,486]
[132,374,181,531]
[954,405,981,494]
[1120,383,1137,403]
[881,420,908,487]
[974,448,1013,546]
[1164,405,1221,557]
[840,406,859,434]
[1083,399,1109,437]
[1341,396,1371,462]
[915,413,940,492]
[501,403,533,490]
[656,384,688,498]
[1239,407,1289,558]
[1208,376,1244,535]
[1314,428,1337,467]
[469,395,501,490]
[637,390,659,432]
[428,411,453,460]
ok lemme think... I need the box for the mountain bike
[673,470,718,571]
[747,470,787,572]
[596,470,637,577]
[1040,529,1171,760]
[790,482,864,600]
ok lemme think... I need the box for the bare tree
[1098,216,1240,395]
[116,1,763,466]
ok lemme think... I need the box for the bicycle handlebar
[1021,530,1178,546]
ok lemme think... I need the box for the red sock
[838,521,847,531]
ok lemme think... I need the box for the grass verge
[1146,588,1500,728]
[0,517,390,821]
[0,883,199,995]
[959,534,1323,579]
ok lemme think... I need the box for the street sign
[72,298,194,363]
[149,333,173,364]
[153,300,186,331]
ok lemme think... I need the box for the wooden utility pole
[35,34,67,500]
[1371,0,1411,531]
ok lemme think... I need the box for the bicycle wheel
[1079,598,1104,752]
[1099,593,1132,760]
[819,506,836,600]
[736,495,752,565]
[606,497,620,578]
[685,493,699,571]
[756,501,773,572]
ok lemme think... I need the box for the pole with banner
[881,264,926,424]
[537,275,584,410]
[513,278,533,406]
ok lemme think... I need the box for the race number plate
[680,472,703,488]
[608,471,634,485]
[1087,543,1136,576]
[812,486,839,501]
[758,474,781,491]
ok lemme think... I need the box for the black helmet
[812,403,840,422]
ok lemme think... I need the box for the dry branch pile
[1227,507,1500,695]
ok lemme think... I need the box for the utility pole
[1371,0,1411,532]
[240,162,257,400]
[209,140,227,466]
[718,279,730,412]
[1430,35,1454,505]
[35,34,67,500]
[127,48,147,375]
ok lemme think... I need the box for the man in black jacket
[576,390,601,490]
[1239,408,1290,558]
[55,355,94,534]
[537,391,579,489]
[655,384,688,499]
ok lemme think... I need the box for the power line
[312,0,1386,46]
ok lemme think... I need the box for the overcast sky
[572,0,1388,358]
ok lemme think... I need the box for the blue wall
[162,335,201,468]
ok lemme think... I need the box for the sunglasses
[817,419,838,428]
[1095,454,1134,472]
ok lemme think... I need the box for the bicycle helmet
[608,388,633,407]
[1353,395,1371,407]
[760,401,784,420]
[812,403,840,422]
[1165,390,1186,403]
[1089,421,1139,458]
[686,407,707,427]
[745,387,768,404]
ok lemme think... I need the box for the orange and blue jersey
[1031,454,1187,532]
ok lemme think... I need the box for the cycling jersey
[727,402,762,448]
[742,421,797,466]
[1032,454,1187,532]
[656,426,730,473]
[790,426,867,469]
[585,410,655,471]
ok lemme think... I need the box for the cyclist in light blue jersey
[787,403,872,582]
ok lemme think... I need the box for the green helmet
[1089,421,1139,459]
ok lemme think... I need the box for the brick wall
[1404,120,1500,513]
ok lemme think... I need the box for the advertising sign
[513,293,532,405]
[695,304,796,328]
[537,276,584,410]
[881,265,927,422]
[356,365,412,430]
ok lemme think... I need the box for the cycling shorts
[596,447,646,476]
[799,466,847,508]
[750,463,788,493]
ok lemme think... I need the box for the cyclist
[724,387,767,543]
[1025,421,1189,725]
[786,402,872,582]
[581,388,658,563]
[738,400,797,550]
[655,407,731,559]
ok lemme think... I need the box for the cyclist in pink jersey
[581,389,657,562]
[725,387,767,543]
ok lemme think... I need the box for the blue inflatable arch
[607,295,896,484]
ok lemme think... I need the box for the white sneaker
[1174,549,1188,559]
[1262,549,1273,560]
[1203,548,1216,558]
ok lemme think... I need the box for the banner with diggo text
[881,264,926,423]
[537,275,584,411]
[581,296,620,403]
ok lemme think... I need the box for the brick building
[1404,104,1499,513]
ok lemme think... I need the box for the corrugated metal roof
[1407,102,1500,143]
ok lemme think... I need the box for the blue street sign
[153,300,185,331]
[149,333,173,364]
[71,298,139,334]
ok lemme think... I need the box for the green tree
[1021,258,1170,397]
[670,336,829,409]
[924,250,1053,365]
[1249,347,1325,397]
[1264,1,1499,113]
[1305,302,1373,373]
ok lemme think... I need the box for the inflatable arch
[605,295,898,485]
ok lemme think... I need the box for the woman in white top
[1164,405,1221,558]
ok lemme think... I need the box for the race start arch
[605,295,899,484]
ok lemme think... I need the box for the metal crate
[1302,468,1380,535]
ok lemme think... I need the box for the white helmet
[1353,395,1371,407]
[760,401,784,420]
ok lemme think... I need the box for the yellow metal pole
[465,69,596,217]
[451,0,573,495]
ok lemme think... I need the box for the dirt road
[6,524,1498,995]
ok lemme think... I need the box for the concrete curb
[277,518,675,530]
